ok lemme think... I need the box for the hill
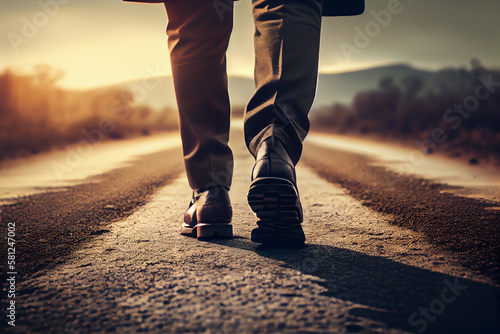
[110,63,435,110]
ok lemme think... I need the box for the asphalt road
[1,130,499,333]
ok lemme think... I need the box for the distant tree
[378,76,394,90]
[0,70,14,119]
[32,64,65,87]
[314,63,500,159]
[402,76,423,98]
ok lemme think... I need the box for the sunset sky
[1,0,499,89]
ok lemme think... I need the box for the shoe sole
[180,223,233,239]
[247,177,305,247]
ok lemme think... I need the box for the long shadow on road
[213,238,500,334]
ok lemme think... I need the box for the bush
[0,67,178,160]
[311,62,500,160]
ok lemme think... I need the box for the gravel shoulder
[0,146,184,281]
[302,141,500,285]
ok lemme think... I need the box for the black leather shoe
[248,137,305,248]
[181,186,233,239]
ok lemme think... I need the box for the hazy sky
[1,0,499,89]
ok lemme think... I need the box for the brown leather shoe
[247,137,305,248]
[181,186,233,239]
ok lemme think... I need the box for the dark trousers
[164,0,322,190]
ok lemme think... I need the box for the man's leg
[245,0,323,246]
[245,0,323,163]
[164,0,234,238]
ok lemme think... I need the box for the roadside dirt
[302,142,500,284]
[0,147,184,281]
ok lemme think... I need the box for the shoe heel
[247,178,302,224]
[248,178,305,247]
[196,224,233,239]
